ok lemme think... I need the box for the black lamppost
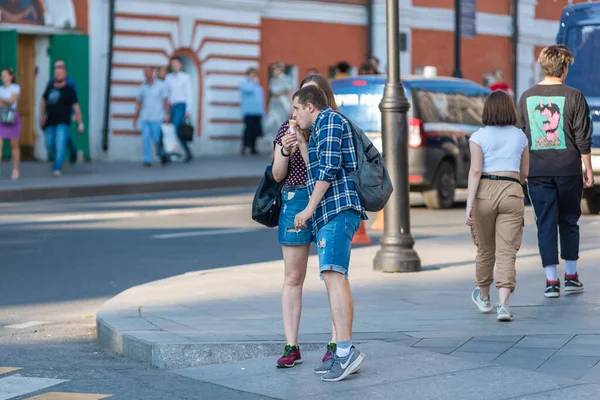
[453,0,463,78]
[373,0,421,273]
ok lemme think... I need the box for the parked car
[331,75,490,209]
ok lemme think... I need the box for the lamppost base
[373,243,421,273]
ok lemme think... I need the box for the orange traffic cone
[352,221,372,245]
[372,210,384,231]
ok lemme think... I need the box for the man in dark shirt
[40,60,84,176]
[45,70,78,165]
[517,45,593,298]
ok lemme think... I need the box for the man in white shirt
[165,57,193,162]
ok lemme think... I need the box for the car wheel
[423,161,456,210]
[582,189,600,215]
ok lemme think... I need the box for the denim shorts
[316,209,362,279]
[278,186,312,246]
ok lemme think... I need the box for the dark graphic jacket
[516,83,592,177]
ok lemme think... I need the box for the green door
[0,30,18,159]
[49,34,90,160]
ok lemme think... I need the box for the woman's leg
[281,244,310,345]
[10,138,20,180]
[472,197,497,301]
[495,193,525,307]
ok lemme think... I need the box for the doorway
[17,34,36,160]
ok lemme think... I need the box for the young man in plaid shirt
[292,85,366,382]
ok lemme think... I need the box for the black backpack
[336,112,393,212]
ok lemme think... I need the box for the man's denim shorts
[278,186,312,246]
[316,209,362,279]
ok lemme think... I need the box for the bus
[557,3,600,213]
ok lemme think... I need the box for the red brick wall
[413,0,511,15]
[535,0,591,21]
[72,0,89,33]
[412,29,513,86]
[260,18,367,83]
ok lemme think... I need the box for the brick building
[0,0,588,161]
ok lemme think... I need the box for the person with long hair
[0,68,21,180]
[467,90,529,322]
[272,74,343,371]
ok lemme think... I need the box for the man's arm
[39,96,47,129]
[163,98,170,123]
[573,92,594,187]
[73,103,84,132]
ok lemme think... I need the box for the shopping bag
[161,123,184,156]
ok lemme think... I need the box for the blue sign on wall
[461,0,477,38]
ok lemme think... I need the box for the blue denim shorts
[278,186,312,246]
[316,209,362,279]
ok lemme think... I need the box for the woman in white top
[466,90,529,322]
[0,68,21,180]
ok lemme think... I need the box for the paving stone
[538,355,600,380]
[458,340,515,354]
[493,348,556,370]
[513,384,600,399]
[514,335,574,349]
[555,343,600,357]
[412,337,471,349]
[307,366,579,400]
[451,351,501,363]
[471,335,524,343]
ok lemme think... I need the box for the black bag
[252,165,284,228]
[178,118,194,142]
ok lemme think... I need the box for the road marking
[152,227,261,239]
[0,368,21,376]
[4,321,50,329]
[0,376,67,400]
[28,392,112,399]
[0,204,248,226]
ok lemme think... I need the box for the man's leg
[53,124,69,174]
[141,122,152,165]
[556,175,585,292]
[172,104,192,161]
[44,126,56,163]
[527,177,560,297]
[317,211,364,382]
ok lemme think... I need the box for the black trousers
[527,176,583,267]
[243,115,263,153]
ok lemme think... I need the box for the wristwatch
[281,147,291,157]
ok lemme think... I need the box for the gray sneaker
[472,287,493,313]
[321,346,365,382]
[497,305,513,322]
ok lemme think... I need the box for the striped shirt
[307,107,366,235]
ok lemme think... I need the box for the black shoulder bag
[251,165,284,228]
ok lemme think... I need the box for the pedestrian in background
[239,67,264,156]
[272,74,342,372]
[0,68,21,180]
[40,60,84,177]
[466,91,529,322]
[266,62,293,138]
[517,45,593,298]
[165,57,193,162]
[133,67,170,167]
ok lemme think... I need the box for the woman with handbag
[272,74,343,372]
[0,68,21,180]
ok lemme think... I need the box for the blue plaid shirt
[307,107,366,235]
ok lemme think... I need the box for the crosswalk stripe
[4,321,50,329]
[27,393,112,399]
[0,376,67,400]
[0,368,22,376]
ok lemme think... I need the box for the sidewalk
[96,209,600,399]
[0,155,269,202]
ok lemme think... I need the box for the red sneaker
[276,345,303,368]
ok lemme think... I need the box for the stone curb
[96,314,330,369]
[0,176,262,202]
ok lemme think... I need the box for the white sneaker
[471,287,493,313]
[496,305,513,322]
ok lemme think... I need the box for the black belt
[481,175,521,184]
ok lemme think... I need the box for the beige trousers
[471,179,524,292]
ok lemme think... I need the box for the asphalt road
[0,187,465,399]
